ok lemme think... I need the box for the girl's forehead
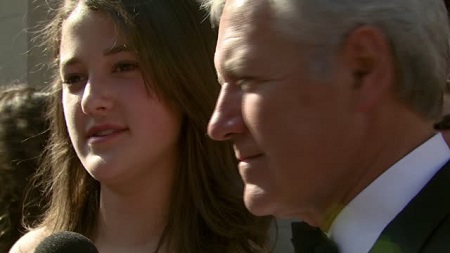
[59,7,130,68]
[65,3,90,25]
[62,6,124,44]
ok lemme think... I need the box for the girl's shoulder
[9,227,51,253]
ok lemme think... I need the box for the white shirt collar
[328,133,450,253]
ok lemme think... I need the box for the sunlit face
[60,5,181,187]
[208,0,363,220]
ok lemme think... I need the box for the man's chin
[243,184,277,216]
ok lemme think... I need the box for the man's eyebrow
[103,44,132,56]
[220,48,252,79]
[217,74,224,84]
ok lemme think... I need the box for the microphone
[34,231,99,253]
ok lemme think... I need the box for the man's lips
[236,153,264,162]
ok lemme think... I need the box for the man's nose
[207,83,246,141]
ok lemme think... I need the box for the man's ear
[342,25,395,112]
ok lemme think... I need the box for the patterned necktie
[291,222,339,253]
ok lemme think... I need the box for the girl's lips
[87,128,128,145]
[86,123,128,145]
[86,124,126,138]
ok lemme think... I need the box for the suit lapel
[369,160,450,253]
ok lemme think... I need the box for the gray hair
[201,0,450,120]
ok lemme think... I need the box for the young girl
[10,0,271,252]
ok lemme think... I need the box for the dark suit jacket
[369,160,450,253]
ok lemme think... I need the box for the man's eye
[237,79,251,90]
[113,62,139,73]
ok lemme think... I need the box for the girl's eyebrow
[103,44,132,56]
[60,57,80,69]
[60,45,133,69]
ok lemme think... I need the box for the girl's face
[59,5,181,187]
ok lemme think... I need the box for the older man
[204,0,450,252]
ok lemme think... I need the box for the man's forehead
[221,0,270,27]
[218,0,271,44]
[228,0,250,9]
[215,0,273,79]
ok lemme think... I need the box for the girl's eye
[113,62,139,73]
[62,74,85,85]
